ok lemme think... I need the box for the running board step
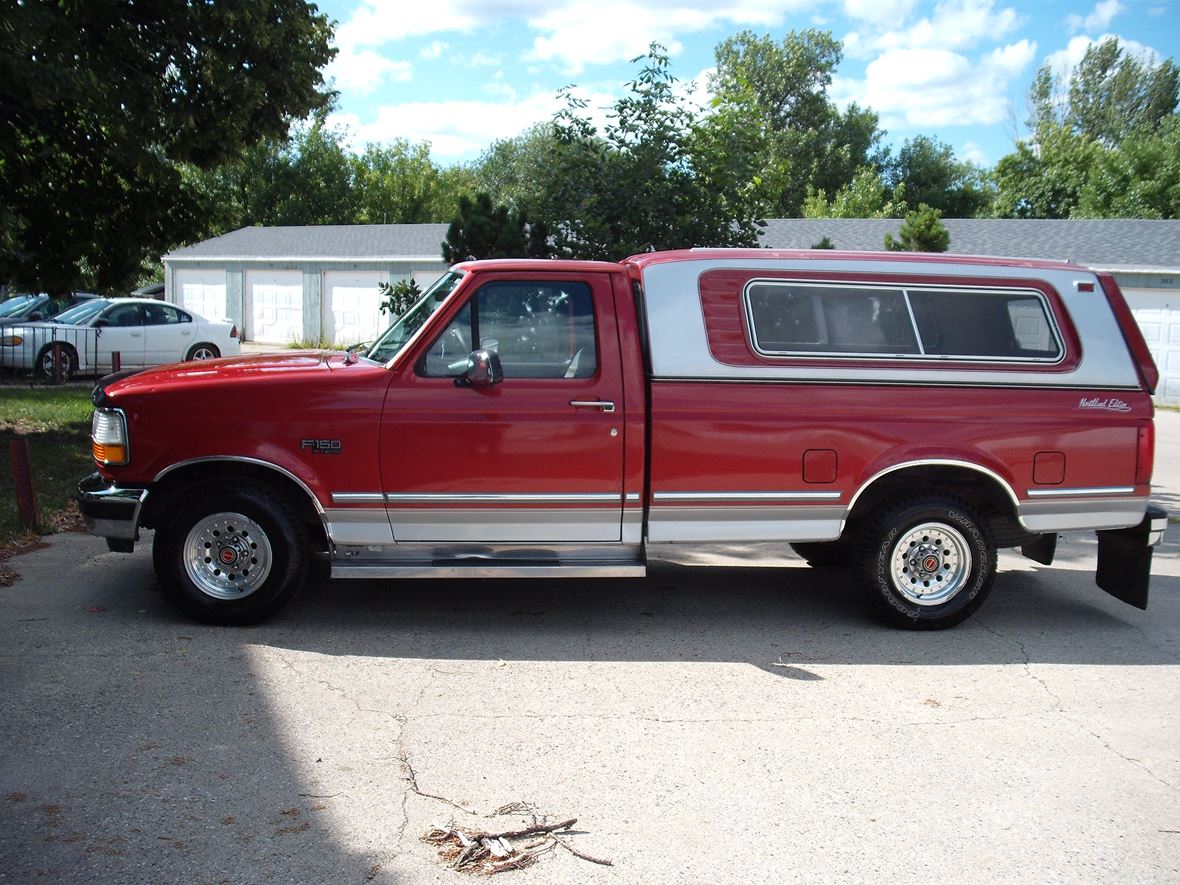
[331,561,646,580]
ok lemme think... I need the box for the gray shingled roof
[165,219,1180,272]
[165,224,450,261]
[758,218,1180,271]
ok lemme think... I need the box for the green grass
[0,385,95,543]
[284,338,348,351]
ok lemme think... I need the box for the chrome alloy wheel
[190,345,218,360]
[889,521,972,606]
[182,512,273,600]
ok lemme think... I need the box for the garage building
[163,224,448,347]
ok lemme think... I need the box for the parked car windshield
[366,272,464,363]
[53,299,108,325]
[0,294,42,317]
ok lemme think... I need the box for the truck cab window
[421,280,598,379]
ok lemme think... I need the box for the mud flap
[1095,505,1168,610]
[1021,532,1057,566]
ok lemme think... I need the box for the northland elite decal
[1077,397,1132,413]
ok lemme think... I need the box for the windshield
[0,294,42,317]
[366,271,465,363]
[53,299,107,325]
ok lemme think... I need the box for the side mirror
[94,318,109,328]
[28,311,44,321]
[457,348,503,388]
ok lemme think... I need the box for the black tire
[185,342,221,361]
[35,343,78,381]
[791,537,854,568]
[152,482,308,625]
[857,495,996,630]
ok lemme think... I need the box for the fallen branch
[553,835,614,867]
[422,817,610,875]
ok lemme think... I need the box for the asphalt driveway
[2,415,1180,882]
[2,523,1180,882]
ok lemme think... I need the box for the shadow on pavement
[250,535,1180,670]
[0,538,399,883]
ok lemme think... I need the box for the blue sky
[315,0,1178,169]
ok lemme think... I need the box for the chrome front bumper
[77,472,148,543]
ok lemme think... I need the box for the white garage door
[246,270,303,344]
[323,271,387,346]
[1125,287,1180,404]
[175,269,227,322]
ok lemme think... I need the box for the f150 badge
[301,439,343,455]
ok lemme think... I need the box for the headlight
[91,408,129,465]
[0,335,22,346]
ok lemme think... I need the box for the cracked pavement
[2,520,1180,881]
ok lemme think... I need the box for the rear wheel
[35,343,78,381]
[153,482,308,625]
[857,495,995,629]
[186,343,220,360]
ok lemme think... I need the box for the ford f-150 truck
[78,249,1168,628]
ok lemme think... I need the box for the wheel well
[187,342,218,357]
[847,464,1030,548]
[141,461,327,549]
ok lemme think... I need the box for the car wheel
[186,343,220,361]
[153,482,308,625]
[857,495,996,630]
[35,343,78,381]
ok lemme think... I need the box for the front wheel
[857,495,996,629]
[153,483,308,625]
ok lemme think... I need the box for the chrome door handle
[569,400,616,413]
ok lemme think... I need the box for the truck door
[380,272,626,543]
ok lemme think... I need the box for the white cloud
[1066,0,1122,34]
[333,1,813,76]
[961,140,989,165]
[846,0,1022,58]
[468,51,504,68]
[420,41,448,61]
[842,0,919,29]
[834,39,1036,128]
[325,48,412,95]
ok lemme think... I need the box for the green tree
[884,136,991,217]
[537,44,766,260]
[1076,117,1180,218]
[354,140,472,224]
[991,124,1102,218]
[378,278,422,319]
[993,37,1179,219]
[441,193,549,263]
[710,30,884,216]
[0,0,334,293]
[185,109,357,233]
[1064,39,1178,144]
[471,125,563,212]
[803,166,907,218]
[885,204,950,252]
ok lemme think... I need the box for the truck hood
[97,351,358,399]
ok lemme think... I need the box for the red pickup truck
[78,249,1167,628]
